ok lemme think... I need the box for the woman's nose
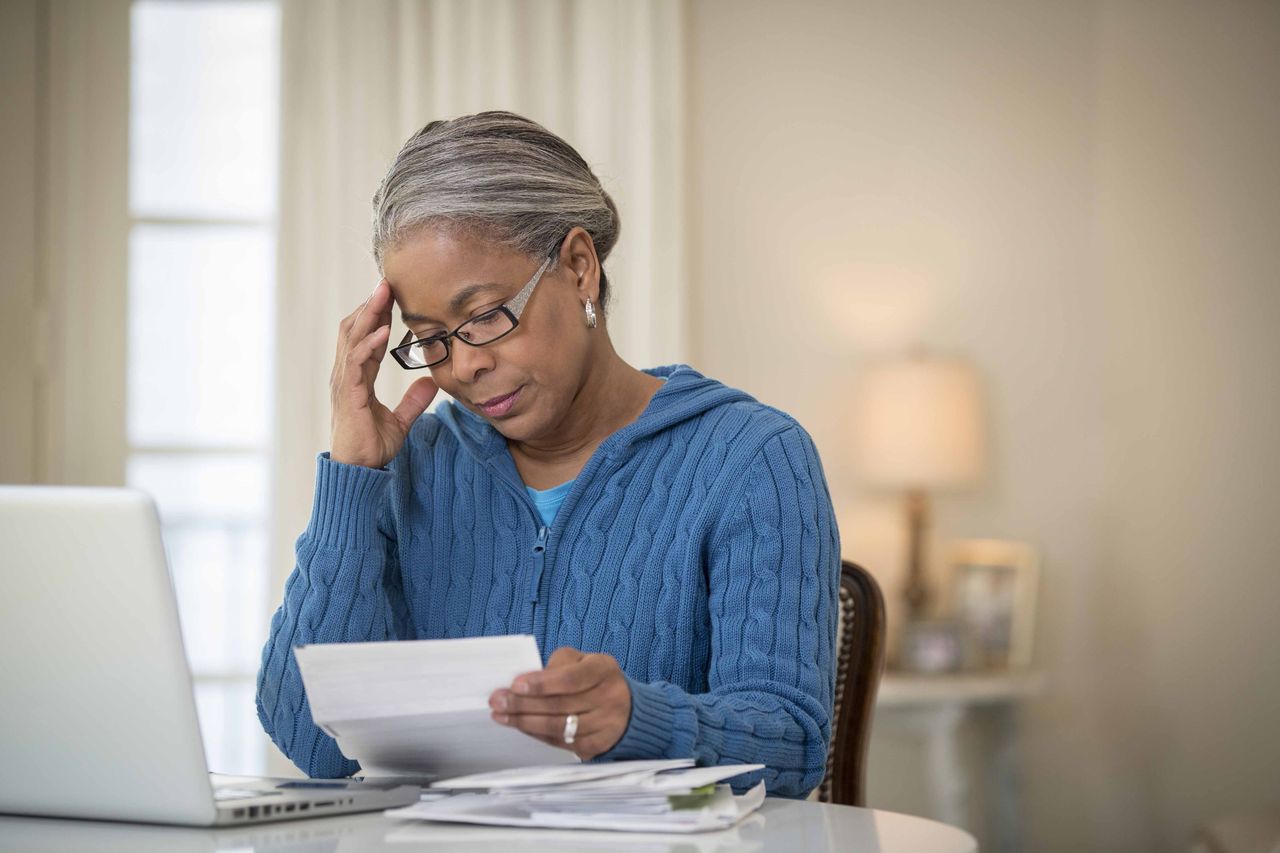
[448,339,494,384]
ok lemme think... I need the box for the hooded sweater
[256,364,840,798]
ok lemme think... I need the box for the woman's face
[382,226,596,443]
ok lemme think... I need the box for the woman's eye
[414,331,446,345]
[469,309,504,327]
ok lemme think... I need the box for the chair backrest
[817,560,887,807]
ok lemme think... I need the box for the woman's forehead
[385,229,527,322]
[398,282,507,326]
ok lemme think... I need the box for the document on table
[385,817,768,851]
[293,635,576,779]
[386,759,768,833]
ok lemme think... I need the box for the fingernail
[514,681,530,695]
[494,693,509,711]
[493,713,509,725]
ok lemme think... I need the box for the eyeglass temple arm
[505,255,554,319]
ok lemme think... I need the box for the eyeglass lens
[396,308,516,368]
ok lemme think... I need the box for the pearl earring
[584,298,598,328]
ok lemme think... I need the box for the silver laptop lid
[0,486,217,825]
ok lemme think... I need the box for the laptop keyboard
[214,787,279,801]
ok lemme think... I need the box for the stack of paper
[386,759,767,833]
[293,635,575,779]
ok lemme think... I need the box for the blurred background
[2,1,1277,850]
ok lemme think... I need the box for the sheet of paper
[642,764,765,793]
[384,814,768,851]
[432,759,693,791]
[294,635,576,777]
[385,781,767,834]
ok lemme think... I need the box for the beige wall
[1093,0,1280,846]
[689,0,1279,849]
[0,0,40,483]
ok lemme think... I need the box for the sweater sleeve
[598,425,840,799]
[255,452,415,778]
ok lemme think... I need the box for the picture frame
[942,539,1039,670]
[898,619,968,674]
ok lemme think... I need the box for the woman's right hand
[329,280,439,468]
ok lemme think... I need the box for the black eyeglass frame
[389,244,560,371]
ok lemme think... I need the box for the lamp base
[902,489,930,623]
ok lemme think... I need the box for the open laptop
[0,485,420,826]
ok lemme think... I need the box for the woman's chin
[485,407,537,442]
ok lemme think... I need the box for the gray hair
[371,111,621,311]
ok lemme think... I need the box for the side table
[874,670,1046,853]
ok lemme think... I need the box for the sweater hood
[435,364,754,463]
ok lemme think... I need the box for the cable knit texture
[256,364,840,798]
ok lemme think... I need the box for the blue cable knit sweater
[256,364,840,798]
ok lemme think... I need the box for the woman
[256,111,840,799]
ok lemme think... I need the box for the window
[127,0,280,775]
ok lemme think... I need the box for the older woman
[256,112,840,798]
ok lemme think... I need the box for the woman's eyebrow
[399,282,505,325]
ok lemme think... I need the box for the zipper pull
[528,526,549,606]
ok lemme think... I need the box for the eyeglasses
[390,251,556,370]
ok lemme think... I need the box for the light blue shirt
[525,479,576,528]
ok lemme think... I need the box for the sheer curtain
[269,1,688,726]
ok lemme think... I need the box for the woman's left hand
[488,647,632,760]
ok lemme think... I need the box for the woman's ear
[562,226,601,302]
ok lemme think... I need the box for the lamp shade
[851,356,985,490]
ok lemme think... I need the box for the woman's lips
[477,386,522,418]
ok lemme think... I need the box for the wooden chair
[816,560,887,807]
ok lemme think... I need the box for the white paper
[385,815,768,851]
[432,759,693,791]
[385,781,767,834]
[294,635,576,778]
[641,764,766,793]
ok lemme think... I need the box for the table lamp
[851,354,985,623]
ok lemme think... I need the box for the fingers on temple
[338,281,388,355]
[342,325,390,388]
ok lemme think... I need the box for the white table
[0,799,976,852]
[875,670,1046,852]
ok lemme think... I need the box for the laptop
[0,485,421,826]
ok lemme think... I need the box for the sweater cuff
[601,677,682,761]
[304,452,393,549]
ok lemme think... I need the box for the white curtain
[19,0,132,487]
[269,0,688,657]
